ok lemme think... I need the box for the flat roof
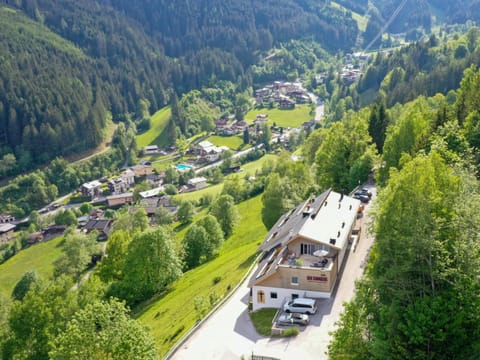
[299,191,360,250]
[0,223,15,232]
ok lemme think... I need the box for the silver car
[277,312,309,326]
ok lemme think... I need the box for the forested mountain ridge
[0,0,358,168]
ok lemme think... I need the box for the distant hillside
[0,7,107,163]
[0,0,358,167]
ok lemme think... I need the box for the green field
[206,135,245,150]
[0,236,64,296]
[137,195,267,357]
[136,106,172,148]
[245,104,312,128]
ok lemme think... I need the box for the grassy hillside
[245,104,312,128]
[137,195,267,357]
[136,106,172,148]
[0,236,64,296]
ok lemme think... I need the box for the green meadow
[136,106,172,148]
[137,195,267,357]
[245,104,312,128]
[0,236,64,296]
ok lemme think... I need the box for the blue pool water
[175,163,193,171]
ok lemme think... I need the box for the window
[257,290,265,304]
[291,276,299,285]
[292,293,299,299]
[301,243,329,255]
[270,292,278,299]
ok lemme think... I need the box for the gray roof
[249,189,360,287]
[0,223,15,233]
[257,189,331,252]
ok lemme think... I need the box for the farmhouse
[248,189,360,311]
[83,219,113,241]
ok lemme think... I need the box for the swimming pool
[175,163,193,171]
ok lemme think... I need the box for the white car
[277,312,309,326]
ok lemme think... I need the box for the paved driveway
[172,186,376,360]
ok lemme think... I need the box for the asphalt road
[171,185,376,360]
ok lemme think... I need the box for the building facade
[249,189,360,311]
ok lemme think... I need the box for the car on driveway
[277,312,309,326]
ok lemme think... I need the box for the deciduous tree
[50,299,158,360]
[116,227,182,305]
[209,195,239,237]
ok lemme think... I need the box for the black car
[353,194,370,203]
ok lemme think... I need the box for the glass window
[270,292,278,299]
[291,276,299,285]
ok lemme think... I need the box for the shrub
[283,326,299,337]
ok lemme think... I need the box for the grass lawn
[0,236,64,296]
[136,195,267,357]
[136,106,172,148]
[250,308,278,336]
[205,135,245,151]
[245,104,312,129]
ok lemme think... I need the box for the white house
[248,189,360,311]
[81,180,102,198]
[139,186,165,199]
[144,145,159,154]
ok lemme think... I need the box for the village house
[120,169,135,186]
[302,120,316,133]
[137,195,178,217]
[278,97,296,109]
[195,141,227,162]
[83,219,113,241]
[139,186,165,199]
[248,189,360,311]
[255,81,308,108]
[108,178,128,195]
[144,145,159,155]
[130,164,154,177]
[254,114,269,126]
[0,213,15,224]
[187,177,208,191]
[0,223,15,243]
[81,180,102,199]
[233,120,248,133]
[106,192,134,207]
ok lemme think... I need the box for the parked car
[277,312,309,326]
[360,188,372,198]
[283,297,317,314]
[353,194,370,203]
